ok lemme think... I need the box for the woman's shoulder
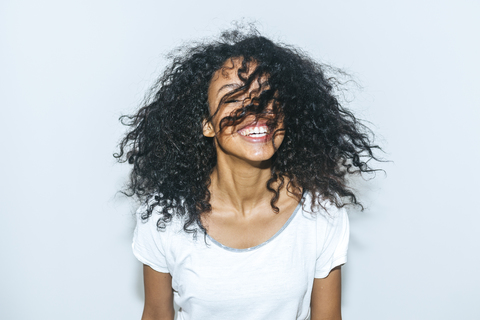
[133,198,195,269]
[300,191,347,219]
[135,198,188,233]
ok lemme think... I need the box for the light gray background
[1,0,479,319]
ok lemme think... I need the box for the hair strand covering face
[114,26,383,234]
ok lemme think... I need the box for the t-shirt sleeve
[314,206,350,278]
[132,204,170,273]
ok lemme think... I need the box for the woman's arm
[141,265,175,320]
[310,266,342,320]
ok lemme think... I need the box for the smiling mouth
[238,125,269,137]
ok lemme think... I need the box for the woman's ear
[202,119,215,137]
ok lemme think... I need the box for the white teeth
[239,126,268,137]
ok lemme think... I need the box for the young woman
[116,27,379,320]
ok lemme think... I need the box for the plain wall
[1,0,479,319]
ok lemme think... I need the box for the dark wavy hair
[115,27,381,233]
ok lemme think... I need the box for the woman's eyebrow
[217,83,241,94]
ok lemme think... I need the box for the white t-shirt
[132,193,349,320]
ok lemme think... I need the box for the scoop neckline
[205,198,303,253]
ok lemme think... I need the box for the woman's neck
[209,156,275,217]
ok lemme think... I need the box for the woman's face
[204,58,284,164]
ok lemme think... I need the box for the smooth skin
[142,265,174,320]
[141,58,343,319]
[311,267,343,320]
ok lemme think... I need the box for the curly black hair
[115,27,381,233]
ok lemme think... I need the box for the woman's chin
[237,150,277,164]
